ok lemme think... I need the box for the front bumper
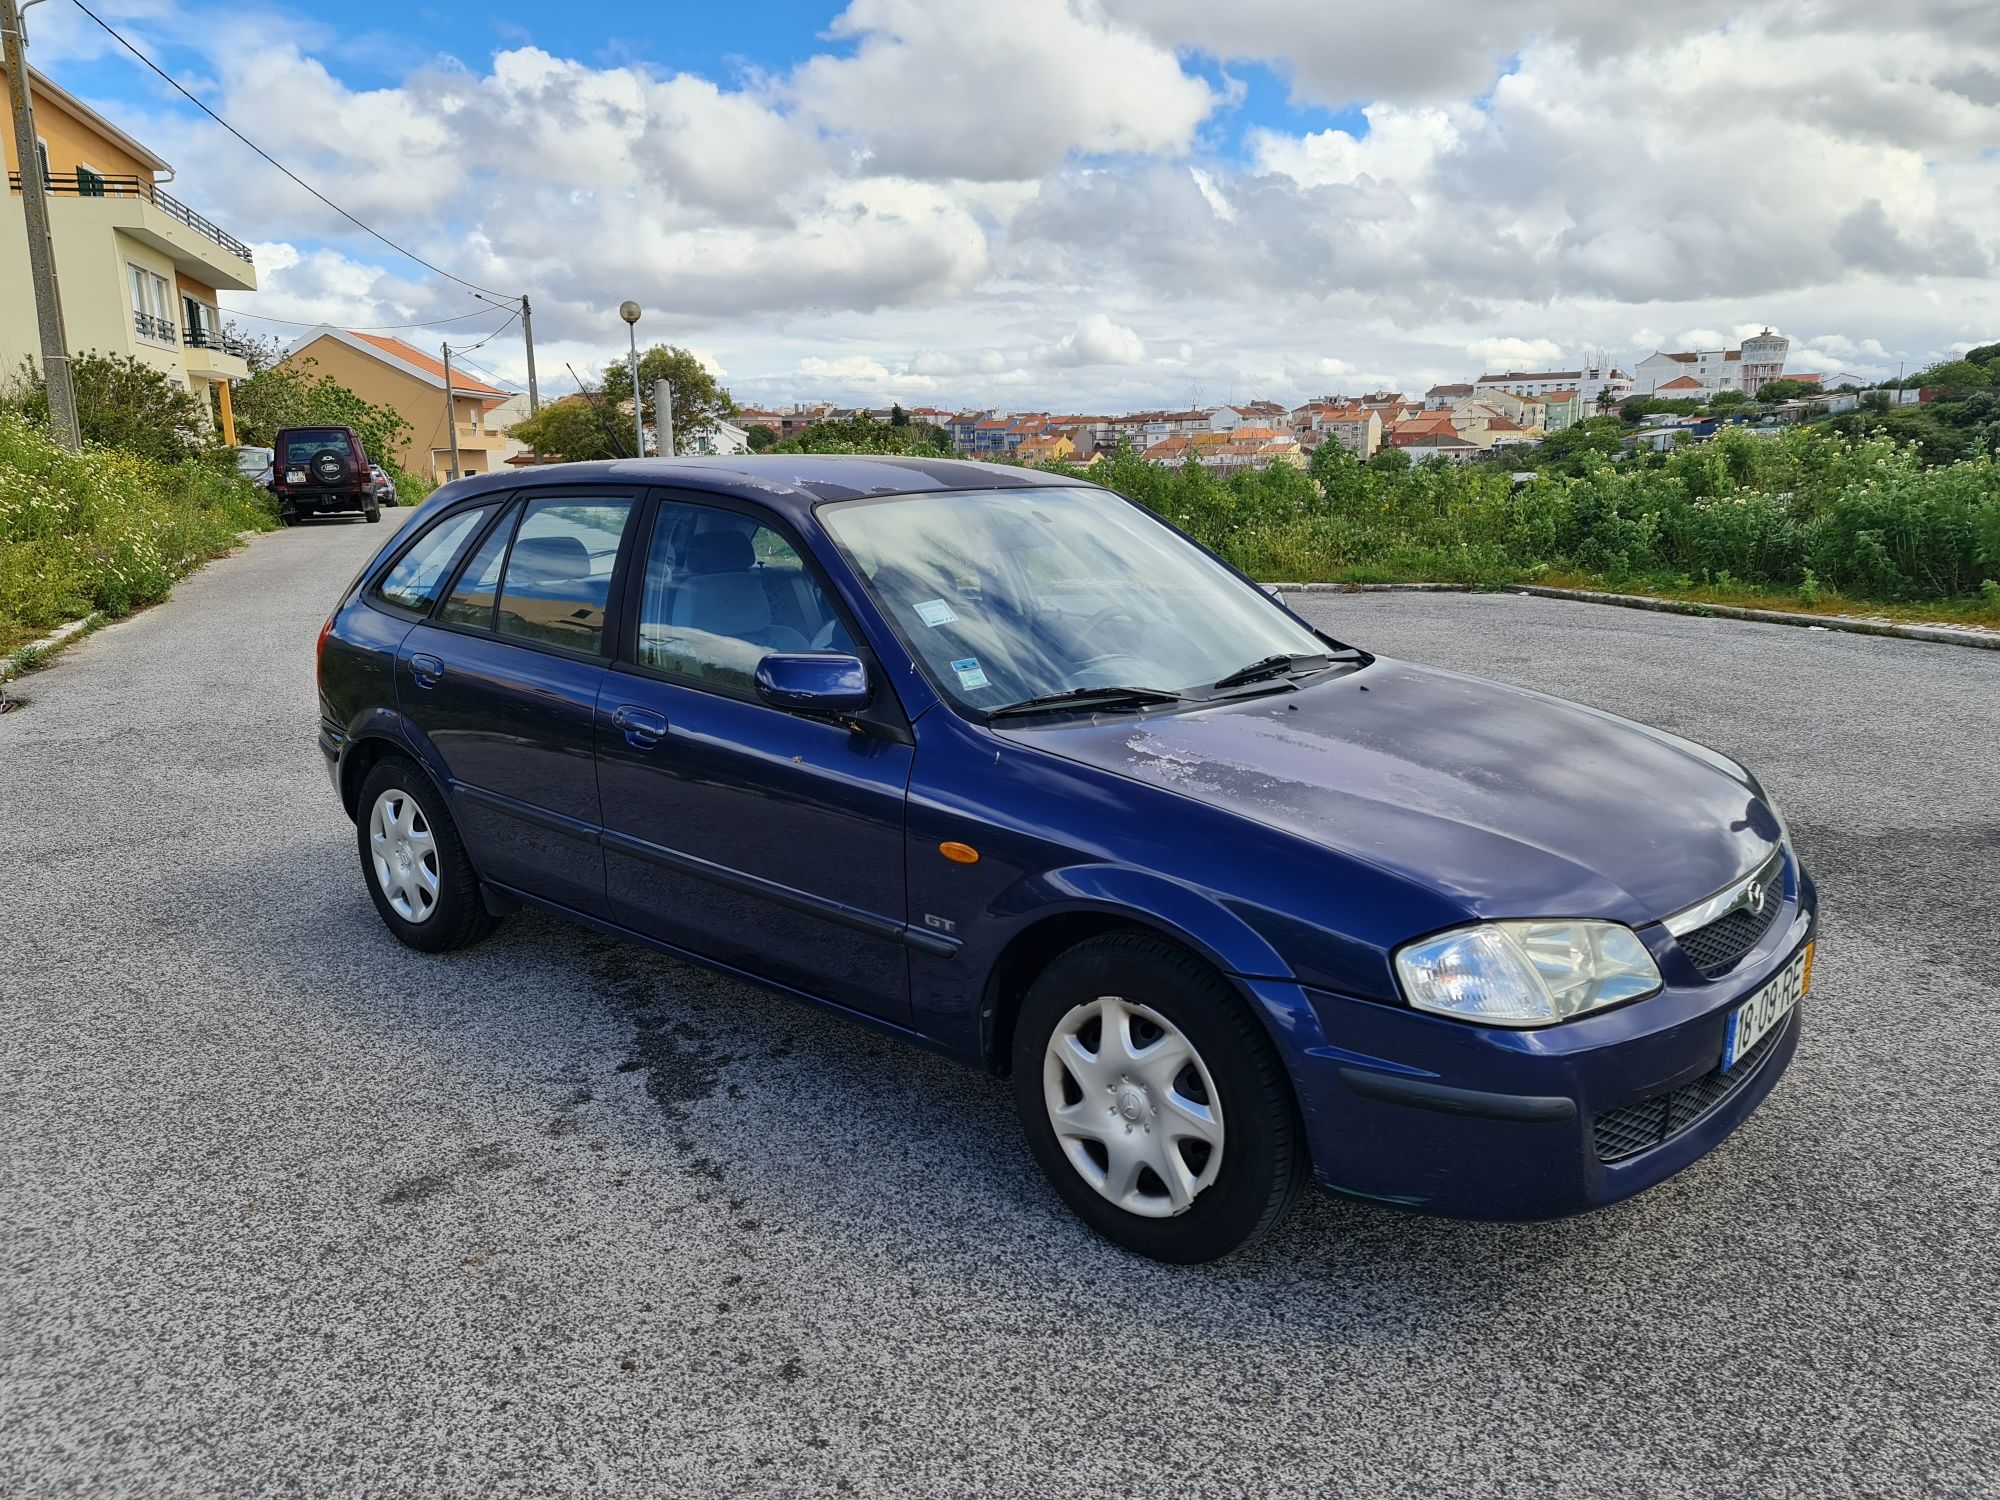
[1246,869,1817,1220]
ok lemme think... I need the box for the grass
[0,409,278,655]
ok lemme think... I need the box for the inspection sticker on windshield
[950,657,990,690]
[915,598,957,627]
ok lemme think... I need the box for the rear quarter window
[372,506,497,613]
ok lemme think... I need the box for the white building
[1475,365,1633,407]
[1632,330,1790,398]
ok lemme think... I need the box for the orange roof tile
[349,332,511,396]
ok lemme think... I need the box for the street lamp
[619,300,644,457]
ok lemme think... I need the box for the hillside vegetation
[0,410,276,656]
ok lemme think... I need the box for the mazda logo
[1745,883,1766,915]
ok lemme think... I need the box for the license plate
[286,468,306,483]
[1722,940,1812,1070]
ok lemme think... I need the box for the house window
[182,296,218,347]
[34,138,50,186]
[128,264,175,343]
[76,164,105,197]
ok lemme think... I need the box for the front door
[596,495,914,1024]
[397,490,640,914]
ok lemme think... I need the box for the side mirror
[755,652,871,713]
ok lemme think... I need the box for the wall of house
[0,68,159,182]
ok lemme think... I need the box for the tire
[1012,932,1307,1263]
[310,450,350,486]
[355,755,500,952]
[364,503,382,523]
[278,504,298,527]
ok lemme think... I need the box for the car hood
[1007,658,1778,926]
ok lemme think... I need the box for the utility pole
[654,378,673,457]
[2,0,80,451]
[519,294,540,416]
[441,342,462,480]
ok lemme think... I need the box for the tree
[222,322,287,373]
[1911,359,1991,391]
[746,423,779,453]
[1964,342,2000,368]
[1707,389,1749,409]
[506,394,628,461]
[1595,388,1622,416]
[6,352,216,463]
[1366,445,1411,474]
[231,358,412,471]
[890,403,908,426]
[1754,379,1809,403]
[596,344,734,451]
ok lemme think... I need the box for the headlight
[1394,920,1662,1027]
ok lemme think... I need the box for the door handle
[409,653,445,688]
[612,704,669,747]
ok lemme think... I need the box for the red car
[271,425,380,524]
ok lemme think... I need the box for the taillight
[316,613,335,675]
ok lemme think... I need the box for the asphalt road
[4,519,1996,1499]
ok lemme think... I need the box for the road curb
[1,613,102,682]
[1269,582,2000,651]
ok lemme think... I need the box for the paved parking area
[3,521,1996,1498]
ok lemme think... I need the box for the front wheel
[355,756,499,951]
[1011,933,1307,1263]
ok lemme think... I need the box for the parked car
[370,464,399,508]
[316,457,1814,1263]
[272,425,380,524]
[234,445,274,488]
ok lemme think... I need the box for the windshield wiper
[1211,651,1330,691]
[987,685,1184,720]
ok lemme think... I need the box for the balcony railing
[7,170,254,264]
[133,310,177,343]
[184,326,252,358]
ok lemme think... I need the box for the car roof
[433,455,1101,520]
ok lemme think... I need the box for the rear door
[595,492,916,1024]
[396,487,642,914]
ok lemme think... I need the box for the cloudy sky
[27,0,2000,408]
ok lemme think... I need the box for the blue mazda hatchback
[317,456,1815,1262]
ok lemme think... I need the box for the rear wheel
[364,502,382,523]
[355,756,499,952]
[1012,932,1307,1263]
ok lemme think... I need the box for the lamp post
[619,300,643,457]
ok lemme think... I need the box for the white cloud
[1040,314,1147,367]
[1465,337,1566,370]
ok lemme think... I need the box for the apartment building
[1,63,258,441]
[282,326,513,481]
[1632,331,1790,397]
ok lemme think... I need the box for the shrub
[0,409,276,652]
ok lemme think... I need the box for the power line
[69,0,517,302]
[219,305,507,332]
[448,309,521,359]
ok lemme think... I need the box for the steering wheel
[1078,602,1144,640]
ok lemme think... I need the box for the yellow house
[1,63,257,440]
[281,326,513,482]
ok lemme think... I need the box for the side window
[372,505,495,612]
[637,500,854,692]
[493,496,634,653]
[438,506,516,630]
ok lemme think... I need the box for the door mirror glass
[755,653,870,713]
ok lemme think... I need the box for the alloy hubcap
[368,788,439,924]
[1043,996,1224,1219]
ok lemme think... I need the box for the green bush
[0,409,276,653]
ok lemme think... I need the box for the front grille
[1678,866,1784,976]
[1591,1012,1792,1162]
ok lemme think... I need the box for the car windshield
[819,485,1333,714]
[284,431,349,463]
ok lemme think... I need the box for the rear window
[373,506,497,613]
[283,429,356,463]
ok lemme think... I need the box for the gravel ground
[3,522,1996,1499]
